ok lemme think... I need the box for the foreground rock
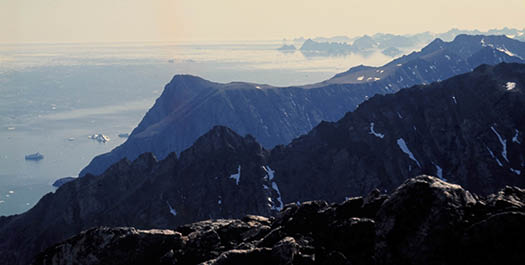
[34,176,525,265]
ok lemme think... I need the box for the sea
[0,40,399,216]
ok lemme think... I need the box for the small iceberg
[89,134,110,143]
[25,152,44,161]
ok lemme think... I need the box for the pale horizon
[1,0,524,43]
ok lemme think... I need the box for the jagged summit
[179,125,264,162]
[420,37,445,53]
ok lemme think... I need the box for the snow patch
[369,122,384,139]
[271,182,284,211]
[357,76,364,81]
[167,201,177,216]
[263,166,283,211]
[229,165,241,185]
[397,138,421,168]
[510,168,521,175]
[433,163,446,181]
[397,112,403,119]
[491,126,509,162]
[506,82,516,90]
[445,55,451,60]
[512,129,521,144]
[452,96,457,104]
[486,147,503,167]
[496,47,522,59]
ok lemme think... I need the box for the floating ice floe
[89,134,110,143]
[25,152,44,161]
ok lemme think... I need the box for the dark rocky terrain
[33,176,525,265]
[80,35,525,177]
[1,63,524,265]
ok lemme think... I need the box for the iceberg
[25,152,44,161]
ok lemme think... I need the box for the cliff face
[0,63,524,265]
[34,176,525,265]
[79,35,525,177]
[270,63,525,201]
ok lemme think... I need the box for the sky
[1,0,524,43]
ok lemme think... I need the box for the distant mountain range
[285,27,525,57]
[79,35,525,177]
[2,63,524,265]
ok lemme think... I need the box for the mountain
[271,63,525,199]
[34,176,525,265]
[79,35,525,177]
[299,39,353,56]
[277,44,296,52]
[2,63,524,265]
[319,34,525,86]
[297,28,525,55]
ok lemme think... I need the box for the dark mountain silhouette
[35,176,525,265]
[79,35,525,177]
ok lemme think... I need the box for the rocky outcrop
[2,63,525,265]
[33,176,525,265]
[80,35,525,177]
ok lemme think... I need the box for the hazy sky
[1,0,524,43]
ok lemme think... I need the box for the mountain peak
[180,125,261,159]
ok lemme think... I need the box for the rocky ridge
[33,176,525,265]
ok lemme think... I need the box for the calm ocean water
[0,40,397,216]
